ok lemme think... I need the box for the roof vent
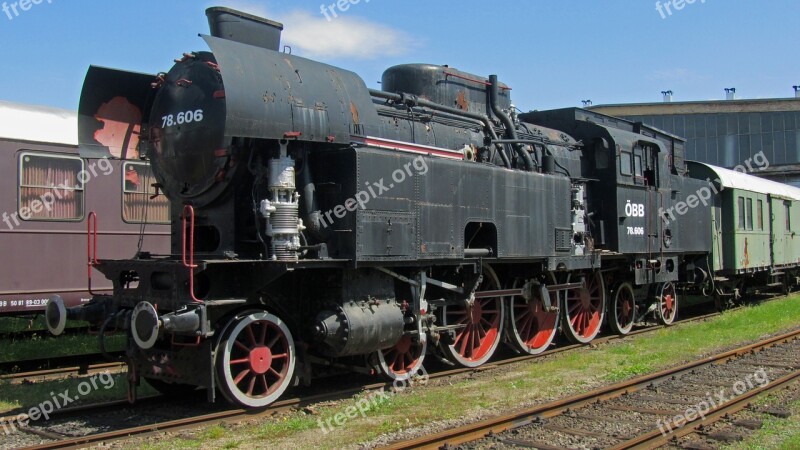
[661,90,673,103]
[794,86,800,98]
[725,87,736,100]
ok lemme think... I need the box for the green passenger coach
[687,162,800,285]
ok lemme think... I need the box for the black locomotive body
[47,7,717,407]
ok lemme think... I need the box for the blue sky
[0,0,797,111]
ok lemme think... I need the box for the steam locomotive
[45,7,799,408]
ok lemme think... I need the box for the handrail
[443,70,512,90]
[87,211,99,295]
[181,205,202,303]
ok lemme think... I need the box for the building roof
[688,161,800,201]
[589,97,800,116]
[0,100,78,146]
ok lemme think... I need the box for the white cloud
[282,11,413,60]
[211,1,414,60]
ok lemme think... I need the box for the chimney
[794,86,800,98]
[725,88,736,100]
[206,7,284,51]
[581,100,592,107]
[661,90,673,103]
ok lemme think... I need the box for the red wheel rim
[447,296,502,363]
[380,335,425,378]
[661,283,677,322]
[512,297,558,351]
[227,319,290,398]
[615,286,635,330]
[565,273,604,340]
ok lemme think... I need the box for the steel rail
[0,352,124,378]
[616,369,800,449]
[15,380,406,450]
[6,314,705,449]
[0,361,125,384]
[381,328,800,449]
[0,303,722,386]
[2,290,787,383]
[6,299,789,449]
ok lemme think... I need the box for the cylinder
[312,301,405,357]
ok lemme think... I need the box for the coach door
[768,196,789,267]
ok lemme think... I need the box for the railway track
[0,361,125,385]
[0,353,124,378]
[0,311,748,448]
[0,301,723,383]
[0,289,785,381]
[0,298,790,449]
[381,329,800,449]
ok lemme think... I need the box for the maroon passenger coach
[0,100,169,316]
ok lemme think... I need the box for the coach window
[786,202,792,231]
[18,152,84,221]
[757,199,764,231]
[122,162,170,224]
[737,197,745,230]
[620,151,633,176]
[745,198,753,231]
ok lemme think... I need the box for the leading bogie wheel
[215,311,296,408]
[376,334,427,381]
[656,282,678,325]
[506,273,559,355]
[561,271,606,344]
[440,264,505,368]
[608,282,636,335]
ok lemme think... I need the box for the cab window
[620,152,632,176]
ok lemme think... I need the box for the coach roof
[688,161,800,201]
[0,100,77,146]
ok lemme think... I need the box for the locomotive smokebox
[206,7,283,51]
